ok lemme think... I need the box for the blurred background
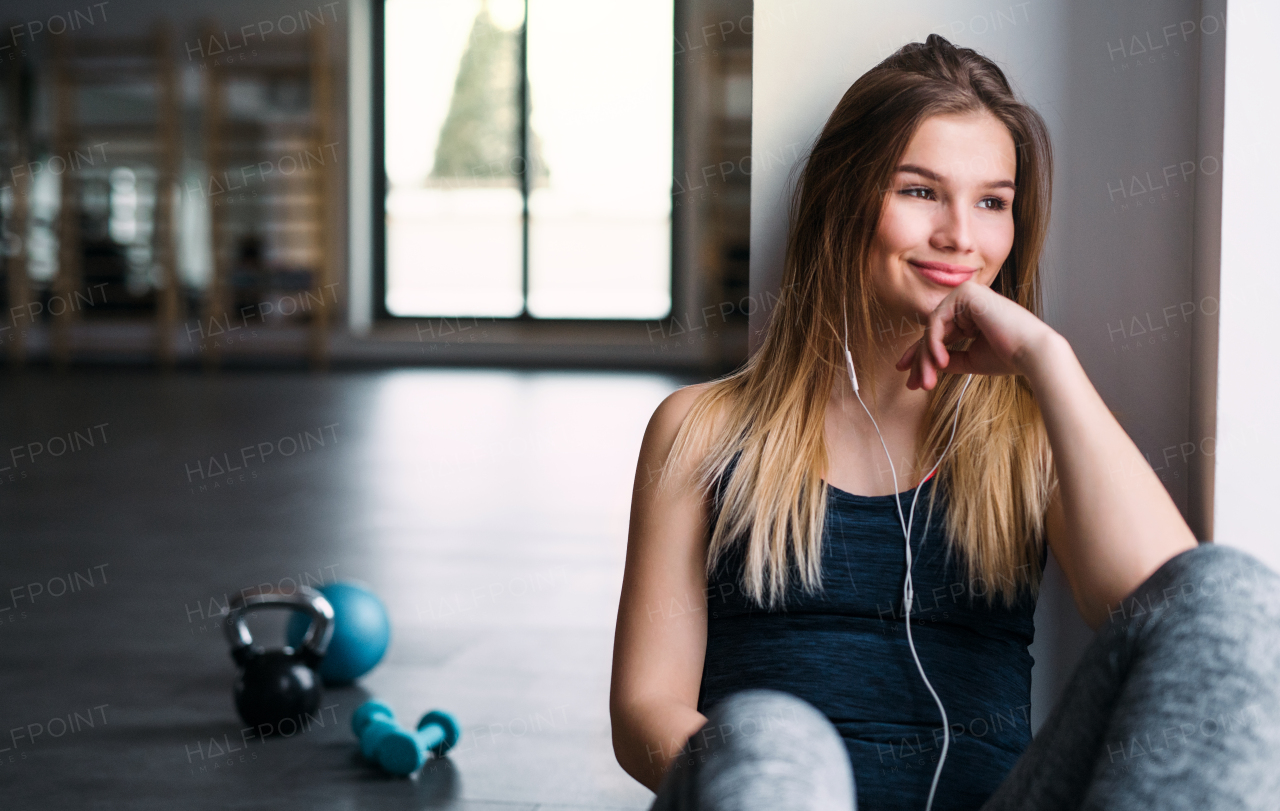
[2,0,1275,809]
[0,0,752,370]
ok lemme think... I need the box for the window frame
[371,0,684,327]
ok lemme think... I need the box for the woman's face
[868,112,1017,333]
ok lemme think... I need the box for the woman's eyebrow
[895,163,1015,191]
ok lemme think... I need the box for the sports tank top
[698,452,1044,811]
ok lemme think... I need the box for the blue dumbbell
[374,710,461,776]
[351,700,404,762]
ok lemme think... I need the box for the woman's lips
[910,260,977,287]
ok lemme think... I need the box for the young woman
[610,35,1280,811]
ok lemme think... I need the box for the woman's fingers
[914,291,967,389]
[929,313,953,370]
[897,339,929,389]
[896,283,1014,389]
[902,286,975,389]
[894,282,1045,389]
[895,343,913,371]
[911,340,937,390]
[889,280,1055,390]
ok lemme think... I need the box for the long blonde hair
[661,35,1058,610]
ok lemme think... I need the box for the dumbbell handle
[375,712,459,776]
[359,717,405,761]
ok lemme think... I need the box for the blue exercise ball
[286,581,390,685]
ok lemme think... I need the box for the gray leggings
[649,543,1280,811]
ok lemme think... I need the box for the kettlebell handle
[225,585,335,668]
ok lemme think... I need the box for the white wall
[1212,0,1280,569]
[750,0,1217,730]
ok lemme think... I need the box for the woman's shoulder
[641,382,736,500]
[659,380,717,412]
[649,381,721,439]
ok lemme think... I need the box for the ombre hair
[660,34,1057,609]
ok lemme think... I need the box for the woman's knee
[702,689,844,756]
[1117,542,1280,627]
[1116,543,1280,683]
[695,690,855,810]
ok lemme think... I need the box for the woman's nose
[932,204,977,253]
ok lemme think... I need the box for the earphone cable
[842,317,974,811]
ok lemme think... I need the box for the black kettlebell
[224,585,334,731]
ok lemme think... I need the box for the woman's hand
[894,280,1059,390]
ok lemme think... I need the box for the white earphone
[842,313,974,811]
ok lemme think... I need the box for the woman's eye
[901,186,933,200]
[978,197,1009,211]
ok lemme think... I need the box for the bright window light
[383,0,673,320]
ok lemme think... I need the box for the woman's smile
[908,259,979,287]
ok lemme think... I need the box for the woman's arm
[896,281,1198,631]
[610,383,716,792]
[1019,332,1197,629]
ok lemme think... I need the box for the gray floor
[0,367,695,810]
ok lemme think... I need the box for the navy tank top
[698,453,1044,811]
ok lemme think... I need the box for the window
[381,0,674,320]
